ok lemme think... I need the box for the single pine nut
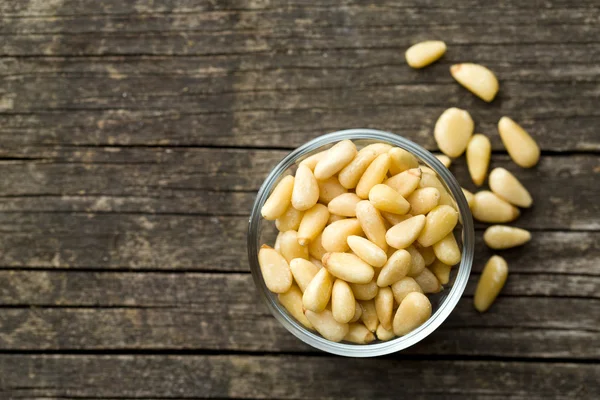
[414,268,441,293]
[393,292,432,336]
[302,267,333,312]
[275,205,304,232]
[261,175,295,220]
[388,147,419,175]
[406,245,426,277]
[385,215,426,249]
[332,279,357,324]
[407,187,441,215]
[359,299,379,332]
[489,167,533,208]
[314,140,358,180]
[350,300,363,322]
[343,322,376,344]
[347,235,388,268]
[299,150,327,170]
[484,225,531,249]
[356,200,388,252]
[350,279,379,301]
[305,309,349,342]
[429,259,451,285]
[317,176,347,205]
[368,184,411,215]
[472,191,520,223]
[450,63,499,102]
[418,173,456,209]
[466,134,491,186]
[498,117,540,168]
[274,232,283,253]
[258,245,293,294]
[474,255,508,312]
[417,205,459,247]
[375,287,394,331]
[279,230,309,262]
[420,166,436,176]
[321,218,363,252]
[289,258,319,292]
[322,252,375,284]
[356,153,391,199]
[381,211,414,226]
[328,193,361,217]
[434,107,474,158]
[338,143,391,189]
[435,154,452,168]
[377,249,411,287]
[462,188,474,209]
[328,214,345,224]
[391,277,423,304]
[384,167,422,197]
[278,285,314,329]
[432,232,461,266]
[376,324,395,341]
[405,40,447,68]
[416,245,436,266]
[308,233,327,260]
[297,204,330,245]
[291,165,319,211]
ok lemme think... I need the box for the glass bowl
[247,129,474,357]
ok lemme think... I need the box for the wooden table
[0,1,599,398]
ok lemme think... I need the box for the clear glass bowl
[247,129,474,357]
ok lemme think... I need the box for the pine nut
[347,235,388,268]
[338,143,391,189]
[302,267,333,312]
[328,214,345,224]
[384,167,422,197]
[314,139,358,180]
[407,187,441,215]
[299,150,327,170]
[279,230,309,262]
[350,300,363,323]
[261,175,295,220]
[466,134,491,186]
[474,255,508,312]
[368,184,411,215]
[498,117,540,168]
[484,225,531,249]
[322,252,375,284]
[419,173,456,209]
[343,323,376,344]
[393,292,432,336]
[275,205,304,232]
[461,188,474,209]
[391,277,423,304]
[416,245,436,266]
[435,154,452,168]
[381,211,414,226]
[405,40,447,69]
[304,309,349,342]
[417,205,459,247]
[308,232,327,260]
[434,107,474,158]
[385,215,426,249]
[328,193,362,217]
[289,258,319,292]
[350,279,379,301]
[332,279,357,324]
[406,245,426,277]
[429,259,451,285]
[291,164,319,211]
[317,176,347,205]
[489,167,533,208]
[388,147,419,175]
[414,268,441,293]
[377,249,411,287]
[278,285,314,329]
[472,191,520,223]
[376,324,395,341]
[450,63,499,102]
[356,153,391,199]
[258,245,293,294]
[297,204,330,245]
[356,200,388,252]
[321,218,363,252]
[432,232,461,266]
[375,287,394,331]
[274,231,283,253]
[359,299,379,332]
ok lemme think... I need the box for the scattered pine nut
[489,167,533,208]
[405,40,447,69]
[466,134,491,186]
[498,117,540,168]
[483,225,531,249]
[474,255,508,312]
[450,63,499,102]
[434,107,474,158]
[472,191,520,223]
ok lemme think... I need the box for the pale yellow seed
[429,259,451,285]
[381,211,414,226]
[350,301,363,323]
[332,279,357,324]
[308,232,327,260]
[321,218,363,252]
[376,324,396,341]
[407,187,440,215]
[432,232,461,266]
[289,258,319,292]
[299,150,327,170]
[375,287,394,331]
[391,277,423,304]
[385,167,422,197]
[472,191,520,223]
[314,139,358,180]
[359,299,379,332]
[417,245,436,266]
[350,279,379,301]
[414,268,441,293]
[435,154,452,168]
[405,40,447,69]
[462,188,474,209]
[343,322,376,344]
[304,309,349,342]
[278,284,314,329]
[418,173,456,210]
[483,225,531,249]
[377,249,411,287]
[356,200,388,252]
[489,167,533,208]
[356,153,391,199]
[474,255,508,312]
[434,107,474,158]
[417,205,459,247]
[406,245,426,277]
[317,176,347,205]
[450,63,499,102]
[291,165,319,211]
[466,134,491,186]
[297,203,329,245]
[275,205,304,232]
[261,175,295,220]
[347,235,387,268]
[328,193,362,217]
[498,117,540,168]
[258,245,293,294]
[385,215,426,249]
[338,143,392,189]
[302,267,333,312]
[327,214,345,224]
[368,183,411,215]
[388,147,419,175]
[279,230,309,262]
[274,232,283,253]
[393,292,432,336]
[322,252,375,284]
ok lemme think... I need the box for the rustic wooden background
[0,0,599,398]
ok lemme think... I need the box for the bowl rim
[247,129,474,357]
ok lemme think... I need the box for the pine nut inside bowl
[248,129,474,357]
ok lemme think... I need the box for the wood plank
[0,355,598,399]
